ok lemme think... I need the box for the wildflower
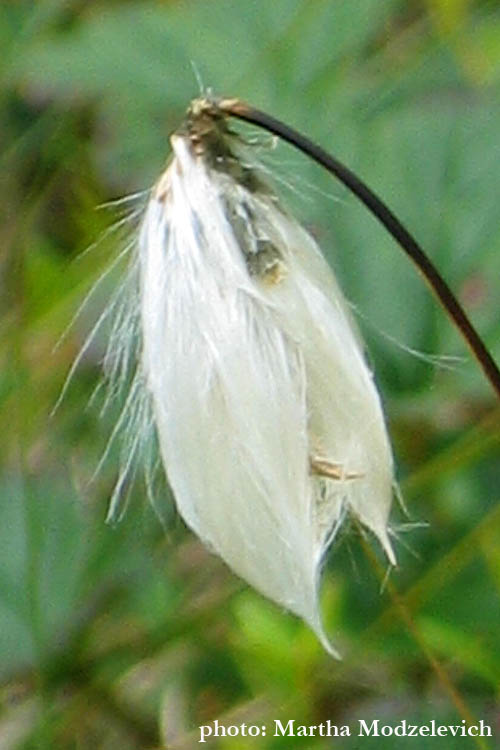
[127,98,395,654]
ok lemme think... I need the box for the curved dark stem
[218,98,500,400]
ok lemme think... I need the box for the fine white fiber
[108,98,396,656]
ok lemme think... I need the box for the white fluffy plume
[111,99,395,655]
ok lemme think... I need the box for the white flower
[115,99,395,655]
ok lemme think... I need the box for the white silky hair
[112,106,395,656]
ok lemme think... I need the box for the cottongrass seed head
[105,97,396,657]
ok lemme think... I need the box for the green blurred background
[1,0,500,747]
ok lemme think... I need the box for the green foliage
[1,0,499,747]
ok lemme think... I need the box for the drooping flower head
[114,98,395,655]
